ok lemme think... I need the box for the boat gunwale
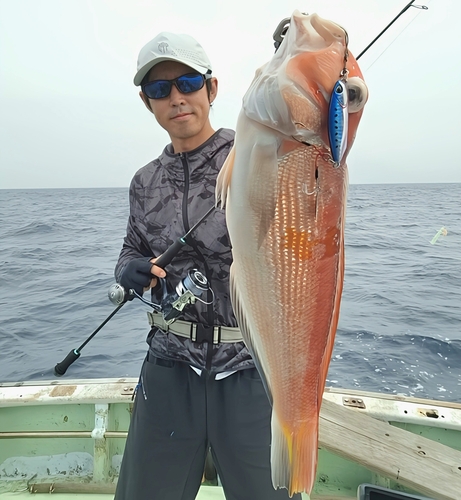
[1,378,461,431]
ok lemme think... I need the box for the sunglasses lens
[143,80,172,99]
[176,74,205,94]
[143,74,206,99]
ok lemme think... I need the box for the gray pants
[114,353,302,500]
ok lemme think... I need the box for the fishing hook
[302,183,319,196]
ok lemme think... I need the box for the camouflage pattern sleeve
[114,177,154,282]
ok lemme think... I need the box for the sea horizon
[2,181,461,192]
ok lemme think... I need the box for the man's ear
[139,91,153,113]
[209,77,218,104]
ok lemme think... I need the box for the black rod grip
[54,349,81,377]
[154,238,186,269]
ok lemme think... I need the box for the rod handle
[54,349,81,377]
[154,238,186,269]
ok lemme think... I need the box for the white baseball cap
[134,32,213,86]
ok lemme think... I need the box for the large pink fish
[217,11,368,496]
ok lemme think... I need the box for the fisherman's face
[140,61,218,153]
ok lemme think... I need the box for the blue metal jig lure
[328,79,348,167]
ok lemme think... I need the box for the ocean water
[0,184,460,402]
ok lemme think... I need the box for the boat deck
[2,379,461,500]
[0,487,317,500]
[0,496,116,500]
[0,486,227,500]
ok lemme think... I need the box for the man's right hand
[119,257,166,300]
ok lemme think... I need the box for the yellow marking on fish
[282,227,313,260]
[283,226,340,261]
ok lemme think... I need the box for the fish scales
[217,10,367,496]
[263,146,346,417]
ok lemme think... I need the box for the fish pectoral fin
[216,145,236,208]
[248,133,279,249]
[229,265,272,405]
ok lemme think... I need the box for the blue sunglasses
[142,73,212,100]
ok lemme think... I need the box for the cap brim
[134,56,210,86]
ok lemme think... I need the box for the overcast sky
[1,0,460,189]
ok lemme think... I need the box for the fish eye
[346,77,368,113]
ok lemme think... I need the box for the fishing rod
[153,205,214,269]
[54,303,125,376]
[54,2,430,377]
[53,205,215,376]
[356,0,428,60]
[273,1,428,57]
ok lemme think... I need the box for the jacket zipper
[180,153,214,371]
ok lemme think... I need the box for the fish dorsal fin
[215,145,235,209]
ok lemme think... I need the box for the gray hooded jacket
[115,128,254,373]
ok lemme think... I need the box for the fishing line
[358,0,430,71]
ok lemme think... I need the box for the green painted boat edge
[1,378,461,499]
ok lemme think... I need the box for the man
[114,32,300,500]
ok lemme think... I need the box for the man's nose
[169,84,186,105]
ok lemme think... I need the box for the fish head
[243,10,368,158]
[285,12,368,154]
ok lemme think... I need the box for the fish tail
[271,412,318,496]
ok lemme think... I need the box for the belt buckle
[190,324,221,344]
